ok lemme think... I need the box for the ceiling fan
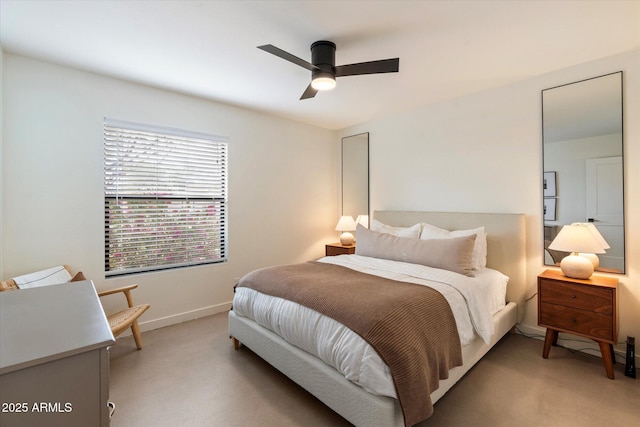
[258,40,399,100]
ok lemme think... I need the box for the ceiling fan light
[311,76,336,91]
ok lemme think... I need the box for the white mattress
[232,255,509,399]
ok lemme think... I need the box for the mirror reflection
[342,133,369,224]
[542,72,624,273]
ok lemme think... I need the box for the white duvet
[232,255,509,398]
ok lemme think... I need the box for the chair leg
[131,320,144,350]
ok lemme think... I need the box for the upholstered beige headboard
[374,211,527,321]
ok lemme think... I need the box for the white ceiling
[1,1,639,130]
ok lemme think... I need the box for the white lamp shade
[571,222,610,249]
[335,216,357,232]
[548,223,607,254]
[572,223,610,270]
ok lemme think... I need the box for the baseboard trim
[516,323,639,367]
[115,301,233,337]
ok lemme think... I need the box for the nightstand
[538,269,618,379]
[325,243,356,256]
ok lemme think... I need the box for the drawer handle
[571,295,577,299]
[571,318,577,323]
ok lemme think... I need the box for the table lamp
[548,223,607,279]
[572,222,610,269]
[335,216,357,245]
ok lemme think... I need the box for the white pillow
[420,223,487,270]
[370,219,421,238]
[355,225,476,276]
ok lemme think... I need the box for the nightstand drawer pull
[571,295,576,299]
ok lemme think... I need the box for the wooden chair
[1,267,150,350]
[97,284,150,350]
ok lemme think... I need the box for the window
[104,118,228,276]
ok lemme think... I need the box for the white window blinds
[104,118,228,276]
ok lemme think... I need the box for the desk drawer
[539,302,614,342]
[539,280,613,314]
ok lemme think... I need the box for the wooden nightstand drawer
[325,243,356,256]
[539,302,614,341]
[539,280,614,314]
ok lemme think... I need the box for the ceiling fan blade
[300,83,318,100]
[258,44,318,72]
[335,58,399,77]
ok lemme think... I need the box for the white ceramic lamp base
[560,254,594,279]
[579,252,600,269]
[339,232,355,246]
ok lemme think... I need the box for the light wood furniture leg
[610,343,616,365]
[131,320,144,350]
[542,329,558,359]
[231,336,240,350]
[599,341,615,379]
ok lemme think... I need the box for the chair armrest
[99,284,140,309]
[98,284,138,297]
[0,278,18,292]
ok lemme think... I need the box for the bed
[229,210,526,426]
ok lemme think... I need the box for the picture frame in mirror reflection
[544,198,557,221]
[543,171,556,197]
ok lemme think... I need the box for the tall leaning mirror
[542,71,624,273]
[342,132,369,225]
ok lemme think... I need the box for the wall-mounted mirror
[542,72,624,273]
[342,132,369,223]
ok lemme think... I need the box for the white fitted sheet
[232,255,509,398]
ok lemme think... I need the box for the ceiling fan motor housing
[311,40,336,80]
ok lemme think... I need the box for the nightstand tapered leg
[543,329,558,358]
[598,341,615,379]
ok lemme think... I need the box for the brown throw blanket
[236,261,463,426]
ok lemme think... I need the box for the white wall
[340,49,640,358]
[1,53,337,330]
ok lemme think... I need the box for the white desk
[0,280,115,426]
